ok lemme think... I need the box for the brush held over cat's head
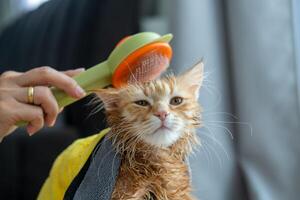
[96,61,204,153]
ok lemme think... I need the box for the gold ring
[27,86,34,104]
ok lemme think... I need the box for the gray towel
[73,136,121,200]
[72,135,192,200]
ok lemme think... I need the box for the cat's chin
[141,128,182,148]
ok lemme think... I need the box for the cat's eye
[134,100,150,106]
[170,96,183,105]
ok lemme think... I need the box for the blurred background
[0,0,300,199]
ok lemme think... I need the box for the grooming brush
[18,32,173,126]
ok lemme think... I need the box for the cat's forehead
[144,77,175,97]
[123,76,177,100]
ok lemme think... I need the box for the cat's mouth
[153,124,172,133]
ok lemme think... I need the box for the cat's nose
[154,111,169,121]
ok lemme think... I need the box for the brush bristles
[128,52,169,84]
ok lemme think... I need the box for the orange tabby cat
[96,62,203,200]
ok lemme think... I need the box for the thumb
[0,126,17,142]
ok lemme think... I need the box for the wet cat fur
[96,62,204,200]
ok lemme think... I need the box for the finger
[33,86,59,127]
[1,71,22,79]
[13,86,59,127]
[0,123,17,142]
[0,71,22,86]
[15,66,85,98]
[63,68,85,77]
[13,102,44,136]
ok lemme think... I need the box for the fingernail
[75,68,85,72]
[28,129,35,136]
[75,86,86,98]
[49,119,56,127]
[27,125,36,136]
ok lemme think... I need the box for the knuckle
[1,71,15,78]
[34,88,43,101]
[43,87,53,97]
[36,87,58,114]
[0,71,15,85]
[67,80,77,89]
[64,76,77,88]
[38,66,53,77]
[35,87,50,101]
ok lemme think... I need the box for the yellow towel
[37,128,110,200]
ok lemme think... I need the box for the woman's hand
[0,66,86,142]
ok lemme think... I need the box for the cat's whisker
[200,126,231,161]
[200,69,226,113]
[85,94,101,106]
[205,120,253,136]
[202,70,216,81]
[199,123,218,142]
[204,122,234,140]
[199,141,215,167]
[109,153,119,188]
[202,80,215,87]
[202,79,217,89]
[95,147,118,181]
[81,95,105,119]
[201,84,222,107]
[85,94,127,119]
[202,70,216,89]
[197,142,213,167]
[91,141,116,181]
[202,111,239,120]
[86,104,105,119]
[201,140,224,169]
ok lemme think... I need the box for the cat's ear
[95,88,120,111]
[178,61,204,99]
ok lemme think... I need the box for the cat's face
[97,62,203,148]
